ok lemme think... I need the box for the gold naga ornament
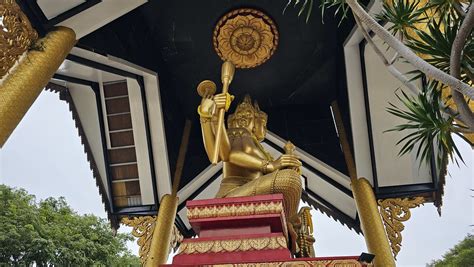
[213,8,279,69]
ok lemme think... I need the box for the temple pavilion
[1,0,457,266]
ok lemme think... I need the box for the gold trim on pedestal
[211,259,363,267]
[187,201,284,220]
[378,197,425,259]
[213,8,278,69]
[177,235,287,255]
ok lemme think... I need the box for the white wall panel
[364,37,432,186]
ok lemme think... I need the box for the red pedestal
[164,194,368,266]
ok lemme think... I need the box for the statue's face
[233,107,255,132]
[253,116,267,141]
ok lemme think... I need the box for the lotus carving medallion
[213,8,279,68]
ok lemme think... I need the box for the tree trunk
[450,5,474,131]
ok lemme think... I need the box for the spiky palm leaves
[380,1,473,165]
[283,0,348,23]
[283,0,473,166]
[386,82,465,167]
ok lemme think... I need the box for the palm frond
[385,81,464,167]
[283,0,315,23]
[424,0,463,21]
[376,0,426,38]
[406,16,474,84]
[320,0,349,26]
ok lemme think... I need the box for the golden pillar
[146,194,179,266]
[351,178,396,267]
[0,26,76,147]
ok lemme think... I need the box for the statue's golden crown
[228,95,267,128]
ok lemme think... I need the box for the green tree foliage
[427,234,474,267]
[0,184,140,266]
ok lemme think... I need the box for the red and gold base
[164,194,369,266]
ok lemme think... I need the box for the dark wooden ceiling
[78,0,357,188]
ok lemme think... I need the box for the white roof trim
[265,131,351,190]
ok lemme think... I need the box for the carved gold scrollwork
[122,216,155,265]
[213,8,278,69]
[177,235,287,255]
[187,201,284,220]
[295,207,316,258]
[0,0,38,79]
[378,197,425,259]
[122,216,183,265]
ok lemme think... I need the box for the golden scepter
[196,61,234,164]
[212,61,235,164]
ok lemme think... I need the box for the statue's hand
[213,93,228,110]
[269,154,302,172]
[199,94,215,117]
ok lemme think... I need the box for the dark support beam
[331,101,357,180]
[172,119,192,196]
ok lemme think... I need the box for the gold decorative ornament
[295,207,315,258]
[0,0,38,79]
[378,197,425,259]
[213,8,278,68]
[187,200,284,220]
[122,214,183,266]
[177,235,287,255]
[121,216,156,265]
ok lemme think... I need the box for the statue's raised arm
[197,62,235,164]
[197,90,232,163]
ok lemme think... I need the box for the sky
[1,90,472,266]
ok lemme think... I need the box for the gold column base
[146,194,179,267]
[0,26,76,147]
[351,178,395,267]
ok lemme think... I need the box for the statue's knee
[274,169,302,194]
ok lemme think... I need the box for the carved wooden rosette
[121,216,183,265]
[0,0,38,79]
[213,8,278,69]
[378,197,425,259]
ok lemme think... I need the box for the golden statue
[196,62,303,251]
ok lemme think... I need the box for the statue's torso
[223,128,270,180]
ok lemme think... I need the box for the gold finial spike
[284,141,296,155]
